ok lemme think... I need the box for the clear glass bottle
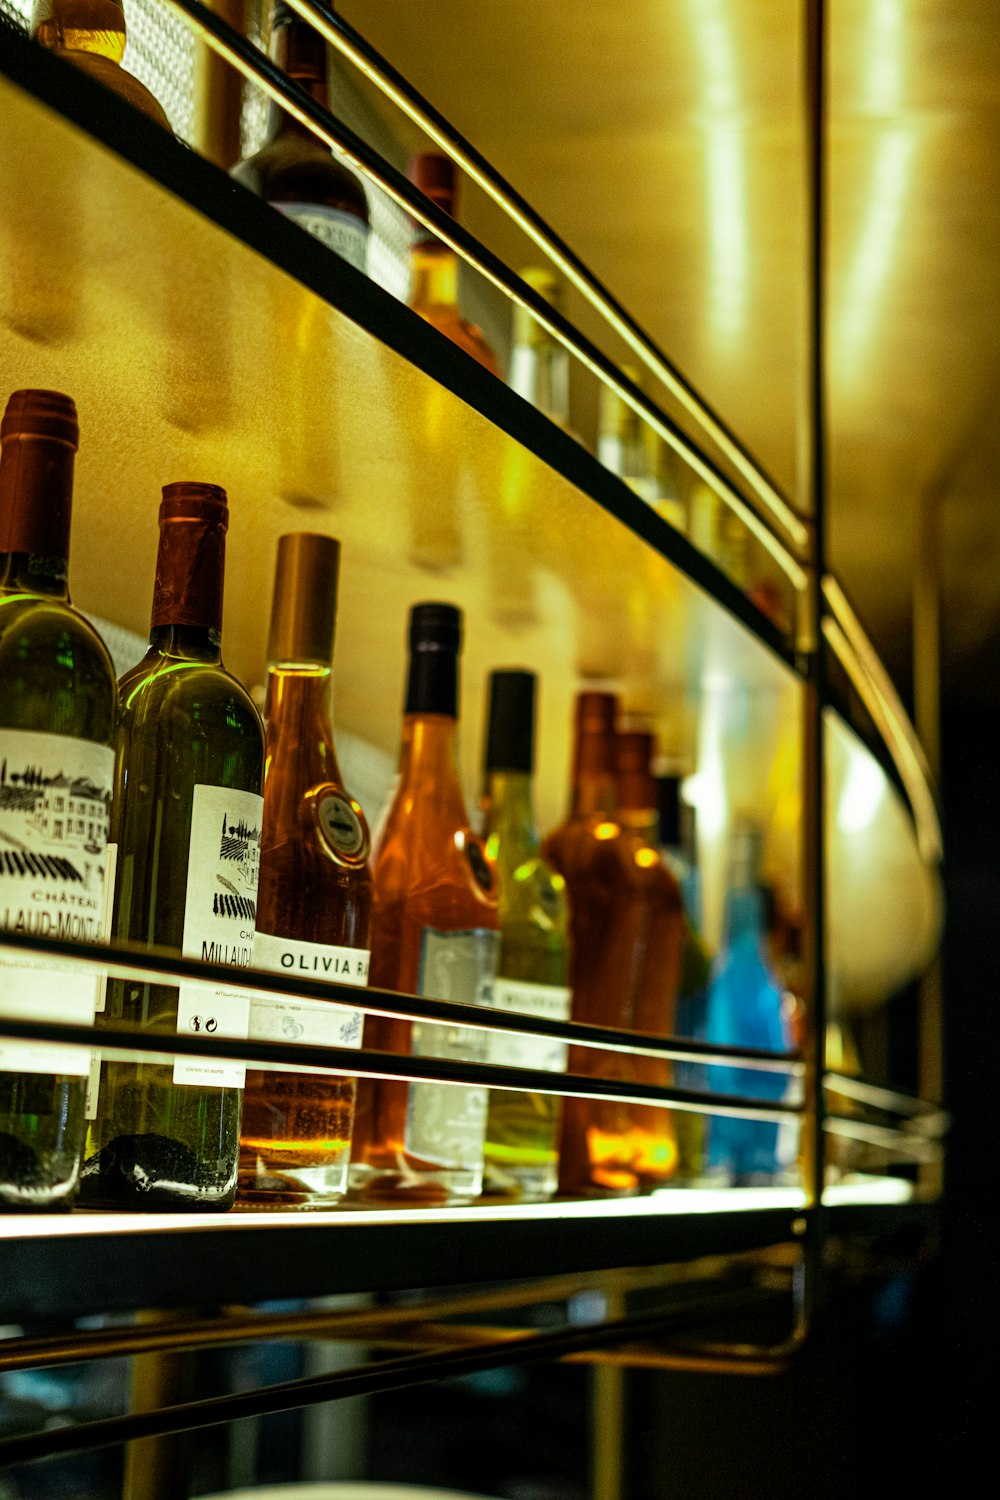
[703,822,793,1185]
[82,483,264,1210]
[480,670,570,1201]
[31,0,171,128]
[509,267,572,430]
[349,603,500,1204]
[408,152,499,373]
[0,389,116,1211]
[239,533,372,1207]
[597,365,657,504]
[231,2,370,272]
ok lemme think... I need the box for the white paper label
[488,979,571,1074]
[274,202,369,274]
[0,729,113,1077]
[249,931,367,1075]
[172,784,262,1089]
[404,926,499,1169]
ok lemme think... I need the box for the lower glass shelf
[0,1177,926,1323]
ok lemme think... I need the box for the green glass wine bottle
[480,670,570,1201]
[80,482,264,1210]
[0,389,117,1211]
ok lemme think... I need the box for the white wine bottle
[81,483,264,1210]
[0,389,117,1211]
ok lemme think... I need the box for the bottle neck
[0,434,74,600]
[571,729,617,817]
[410,240,460,311]
[618,806,659,846]
[149,513,226,652]
[264,664,341,786]
[482,770,539,859]
[265,18,331,138]
[397,713,468,821]
[725,885,766,946]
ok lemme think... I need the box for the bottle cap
[616,730,656,811]
[1,389,78,449]
[657,775,682,846]
[152,483,228,631]
[485,669,535,773]
[409,152,457,219]
[514,266,563,347]
[409,600,461,653]
[575,690,617,735]
[267,532,340,666]
[158,481,228,525]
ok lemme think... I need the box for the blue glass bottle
[704,824,791,1184]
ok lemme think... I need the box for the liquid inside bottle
[349,602,499,1205]
[0,389,117,1211]
[543,696,680,1195]
[703,822,794,1185]
[31,0,172,128]
[239,533,372,1208]
[81,483,264,1211]
[480,670,571,1201]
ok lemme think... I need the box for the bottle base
[482,1159,558,1202]
[347,1159,482,1207]
[78,1132,237,1211]
[237,1159,348,1209]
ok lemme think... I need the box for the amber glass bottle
[82,484,264,1210]
[480,670,570,1201]
[31,0,171,128]
[614,730,683,1188]
[408,153,499,373]
[239,534,371,1207]
[349,603,500,1204]
[231,3,369,271]
[543,696,679,1194]
[0,390,117,1211]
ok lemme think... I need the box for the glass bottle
[480,670,571,1201]
[31,0,171,128]
[0,389,116,1211]
[81,483,264,1210]
[349,603,500,1204]
[657,775,712,1181]
[597,365,657,504]
[231,2,370,272]
[510,267,572,430]
[703,822,793,1185]
[543,694,671,1195]
[239,533,372,1207]
[408,152,499,373]
[614,730,682,1189]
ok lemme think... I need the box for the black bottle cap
[409,601,461,653]
[657,775,682,847]
[405,601,461,716]
[485,669,536,774]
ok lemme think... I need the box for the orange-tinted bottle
[614,730,683,1188]
[542,696,678,1194]
[408,153,499,374]
[239,534,372,1207]
[348,603,500,1204]
[31,0,171,128]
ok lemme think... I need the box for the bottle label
[405,926,500,1169]
[249,931,367,1075]
[274,203,369,274]
[84,840,118,1117]
[315,792,368,863]
[172,784,263,1090]
[487,979,571,1074]
[0,729,113,1077]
